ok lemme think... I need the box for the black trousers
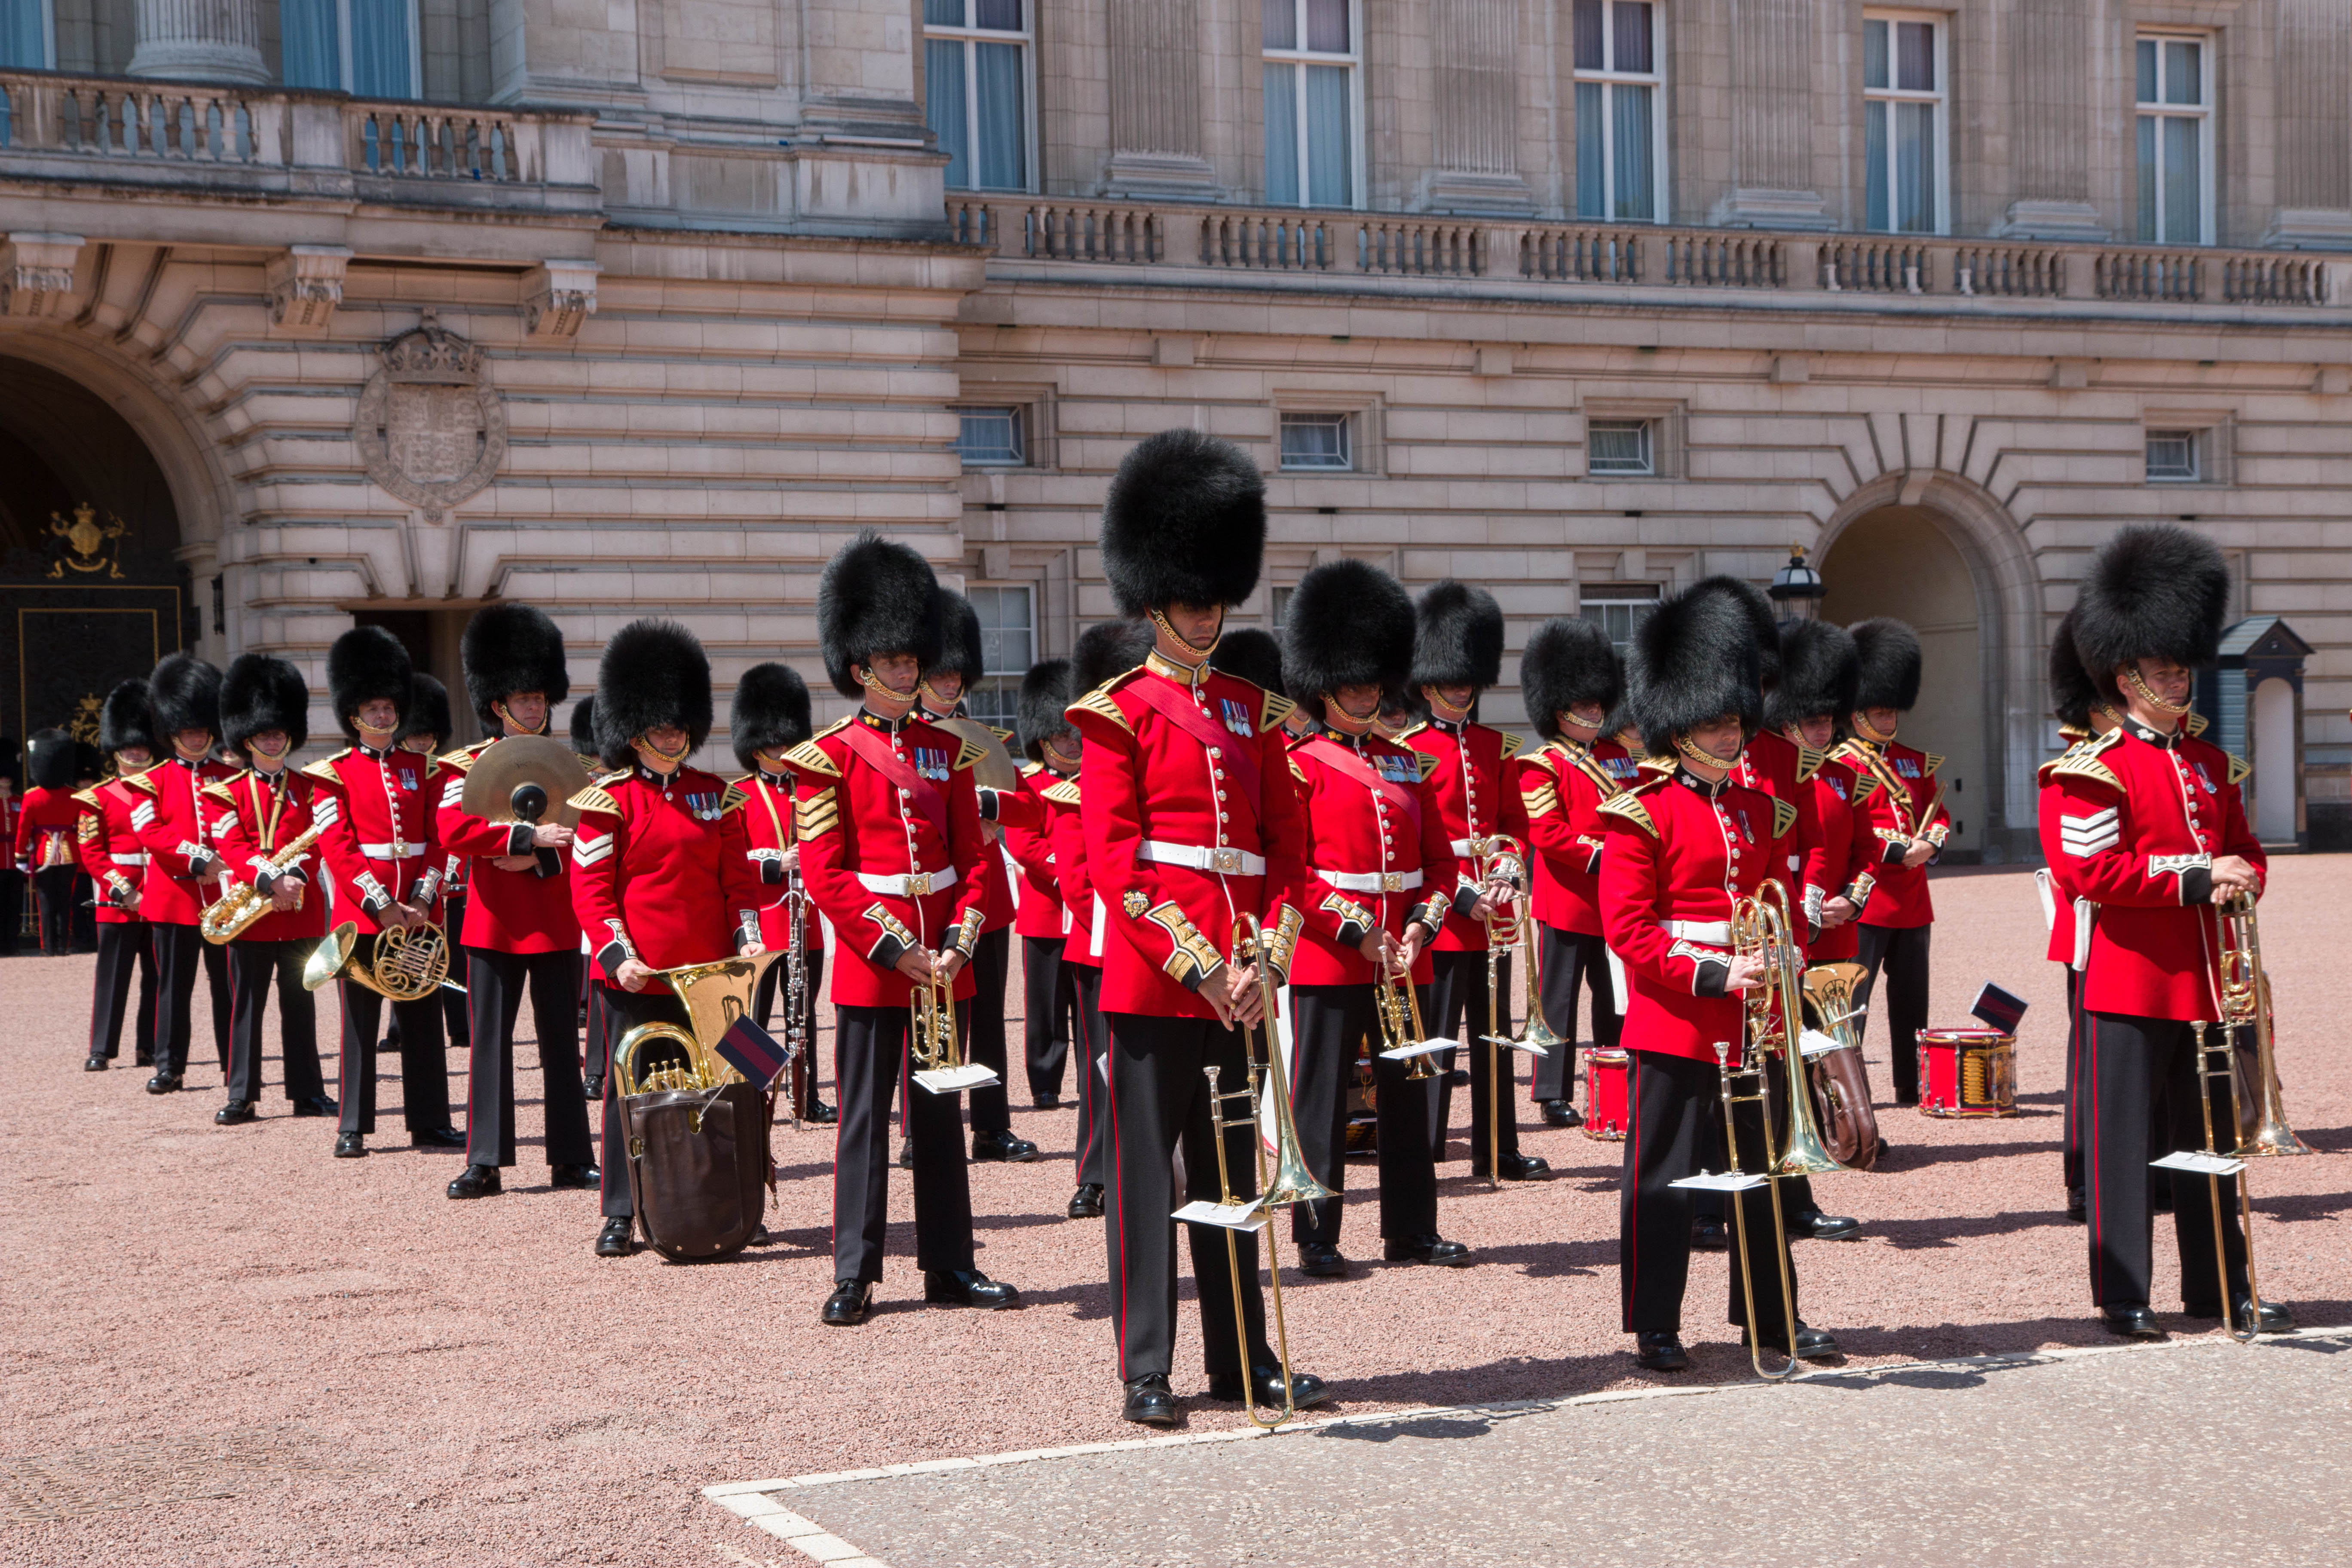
[2082,1011,2249,1311]
[596,982,689,1219]
[1289,983,1438,1246]
[463,946,593,1168]
[1022,934,1077,1099]
[226,940,325,1104]
[1855,922,1932,1104]
[1103,1011,1275,1384]
[583,971,608,1084]
[89,919,157,1059]
[1069,963,1109,1187]
[2063,967,2084,1194]
[151,922,232,1077]
[335,935,450,1136]
[1426,947,1522,1165]
[72,873,97,951]
[753,943,828,1115]
[1529,924,1620,1103]
[832,1001,977,1283]
[1621,1047,1799,1335]
[962,927,1013,1135]
[31,864,73,954]
[0,867,21,953]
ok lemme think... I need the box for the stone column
[1424,0,1532,212]
[2266,0,2352,248]
[1997,0,2106,239]
[128,0,269,85]
[1709,0,1830,228]
[1103,0,1217,198]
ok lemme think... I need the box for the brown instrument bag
[620,1081,770,1261]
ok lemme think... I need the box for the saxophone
[200,819,330,944]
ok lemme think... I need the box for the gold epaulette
[1414,751,1439,782]
[1289,756,1310,784]
[1851,771,1881,802]
[2186,711,2210,738]
[2057,725,2090,744]
[70,787,101,807]
[201,780,240,805]
[1018,760,1044,778]
[1599,788,1658,838]
[300,756,346,786]
[120,769,159,795]
[784,724,845,778]
[1261,690,1296,734]
[950,734,989,772]
[2226,752,2251,787]
[1498,731,1525,759]
[2051,729,2123,790]
[1772,796,1798,839]
[1794,741,1827,783]
[1390,721,1429,743]
[720,784,749,813]
[986,724,1015,744]
[435,742,487,774]
[1040,778,1081,805]
[1638,754,1675,774]
[567,784,621,816]
[1922,751,1946,775]
[1067,686,1131,735]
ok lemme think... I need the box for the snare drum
[1917,1027,2017,1117]
[1583,1047,1630,1141]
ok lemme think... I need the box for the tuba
[1470,832,1539,1187]
[301,919,465,1000]
[2216,890,2309,1159]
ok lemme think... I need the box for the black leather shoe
[1749,1321,1843,1361]
[1297,1243,1347,1278]
[896,1138,915,1170]
[596,1218,635,1258]
[134,1050,153,1067]
[83,1054,107,1072]
[333,1132,366,1158]
[549,1162,599,1189]
[808,1099,838,1125]
[1634,1332,1690,1372]
[1470,1152,1550,1182]
[1206,1365,1329,1410]
[2066,1187,2087,1224]
[145,1072,181,1095]
[972,1129,1041,1163]
[1447,1068,1470,1087]
[2101,1305,2162,1339]
[581,1075,603,1103]
[2185,1296,2294,1333]
[1066,1183,1104,1219]
[1790,1211,1861,1241]
[1034,1092,1061,1111]
[822,1280,873,1325]
[925,1269,1019,1309]
[1383,1234,1471,1267]
[446,1164,501,1200]
[290,1094,338,1118]
[215,1100,256,1126]
[1540,1098,1584,1128]
[410,1126,466,1149]
[1122,1374,1177,1427]
[1690,1214,1729,1252]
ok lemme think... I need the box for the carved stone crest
[355,312,505,523]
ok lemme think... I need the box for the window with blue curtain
[350,0,414,98]
[923,0,1030,192]
[0,0,46,69]
[1262,0,1356,208]
[280,0,414,97]
[1862,13,1943,234]
[1571,0,1661,222]
[281,0,342,91]
[2134,34,2210,244]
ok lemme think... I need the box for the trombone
[1471,832,1538,1188]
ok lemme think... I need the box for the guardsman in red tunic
[729,660,833,1126]
[1004,661,1076,1113]
[0,742,20,958]
[1507,616,1625,1128]
[1280,560,1468,1276]
[791,536,1013,1318]
[1401,581,1547,1181]
[207,655,336,1125]
[568,621,766,1258]
[1068,431,1323,1428]
[308,628,458,1158]
[129,654,239,1093]
[75,683,161,1071]
[400,676,472,1057]
[18,730,82,955]
[2056,526,2288,1338]
[1830,619,1950,1107]
[569,695,609,1097]
[2037,611,2120,1224]
[435,605,597,1200]
[1601,584,1842,1373]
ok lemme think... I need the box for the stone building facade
[0,0,2348,858]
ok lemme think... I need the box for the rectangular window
[282,0,416,96]
[1863,12,1945,235]
[1586,418,1655,475]
[953,406,1026,466]
[1572,0,1663,222]
[1262,0,1359,208]
[1271,586,1294,631]
[1279,411,1354,470]
[2135,34,2212,245]
[925,0,1032,193]
[1579,586,1660,653]
[2145,429,2200,482]
[965,585,1035,728]
[0,0,50,68]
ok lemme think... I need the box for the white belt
[360,840,422,860]
[111,852,149,866]
[1665,919,1732,945]
[1449,837,1480,858]
[1141,840,1265,876]
[1316,867,1423,894]
[856,867,957,897]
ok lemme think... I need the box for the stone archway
[1815,472,2045,864]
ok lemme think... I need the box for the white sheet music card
[1173,1199,1267,1233]
[1670,1170,1770,1193]
[1480,1031,1550,1059]
[1798,1029,1843,1060]
[2152,1150,2247,1177]
[1378,1038,1453,1061]
[914,1064,1001,1095]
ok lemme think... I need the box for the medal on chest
[912,746,951,783]
[683,790,723,821]
[1374,753,1418,785]
[1219,698,1254,738]
[1896,757,1921,780]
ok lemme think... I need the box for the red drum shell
[1917,1027,2018,1118]
[1583,1047,1630,1141]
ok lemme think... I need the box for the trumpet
[200,819,330,943]
[911,968,961,1075]
[1472,832,1531,1188]
[1373,962,1437,1081]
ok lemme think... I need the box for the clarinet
[783,858,809,1131]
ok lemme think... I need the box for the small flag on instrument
[1971,982,2027,1034]
[714,1016,787,1087]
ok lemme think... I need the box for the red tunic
[733,768,821,952]
[1066,655,1307,1020]
[999,763,1067,941]
[126,756,242,926]
[1284,727,1456,987]
[1799,753,1877,964]
[432,737,584,955]
[16,785,79,870]
[1402,716,1522,952]
[1834,736,1950,930]
[74,775,151,923]
[206,768,333,943]
[2034,728,2095,968]
[1042,772,1095,964]
[787,712,989,1008]
[1600,768,1797,1065]
[568,764,763,975]
[303,744,444,936]
[2052,724,2263,1023]
[1509,735,1620,936]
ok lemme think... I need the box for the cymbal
[459,734,595,830]
[931,716,1022,792]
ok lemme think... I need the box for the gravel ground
[6,860,2349,1565]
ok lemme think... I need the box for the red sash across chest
[1300,737,1419,830]
[836,722,948,841]
[1127,676,1263,803]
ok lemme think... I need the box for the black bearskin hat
[731,662,813,774]
[1099,429,1266,616]
[27,728,74,791]
[0,738,16,784]
[1763,620,1860,732]
[2070,524,2232,700]
[594,620,712,770]
[2048,609,2101,732]
[1689,575,1782,686]
[1210,627,1287,696]
[1627,582,1763,758]
[1519,617,1623,740]
[401,674,453,747]
[1072,619,1154,695]
[461,602,570,732]
[150,652,224,741]
[1283,560,1413,704]
[1850,619,1923,713]
[818,529,942,698]
[569,697,596,755]
[220,654,310,760]
[1017,659,1077,762]
[74,741,100,782]
[326,628,412,741]
[1411,580,1504,692]
[98,679,159,760]
[935,591,985,689]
